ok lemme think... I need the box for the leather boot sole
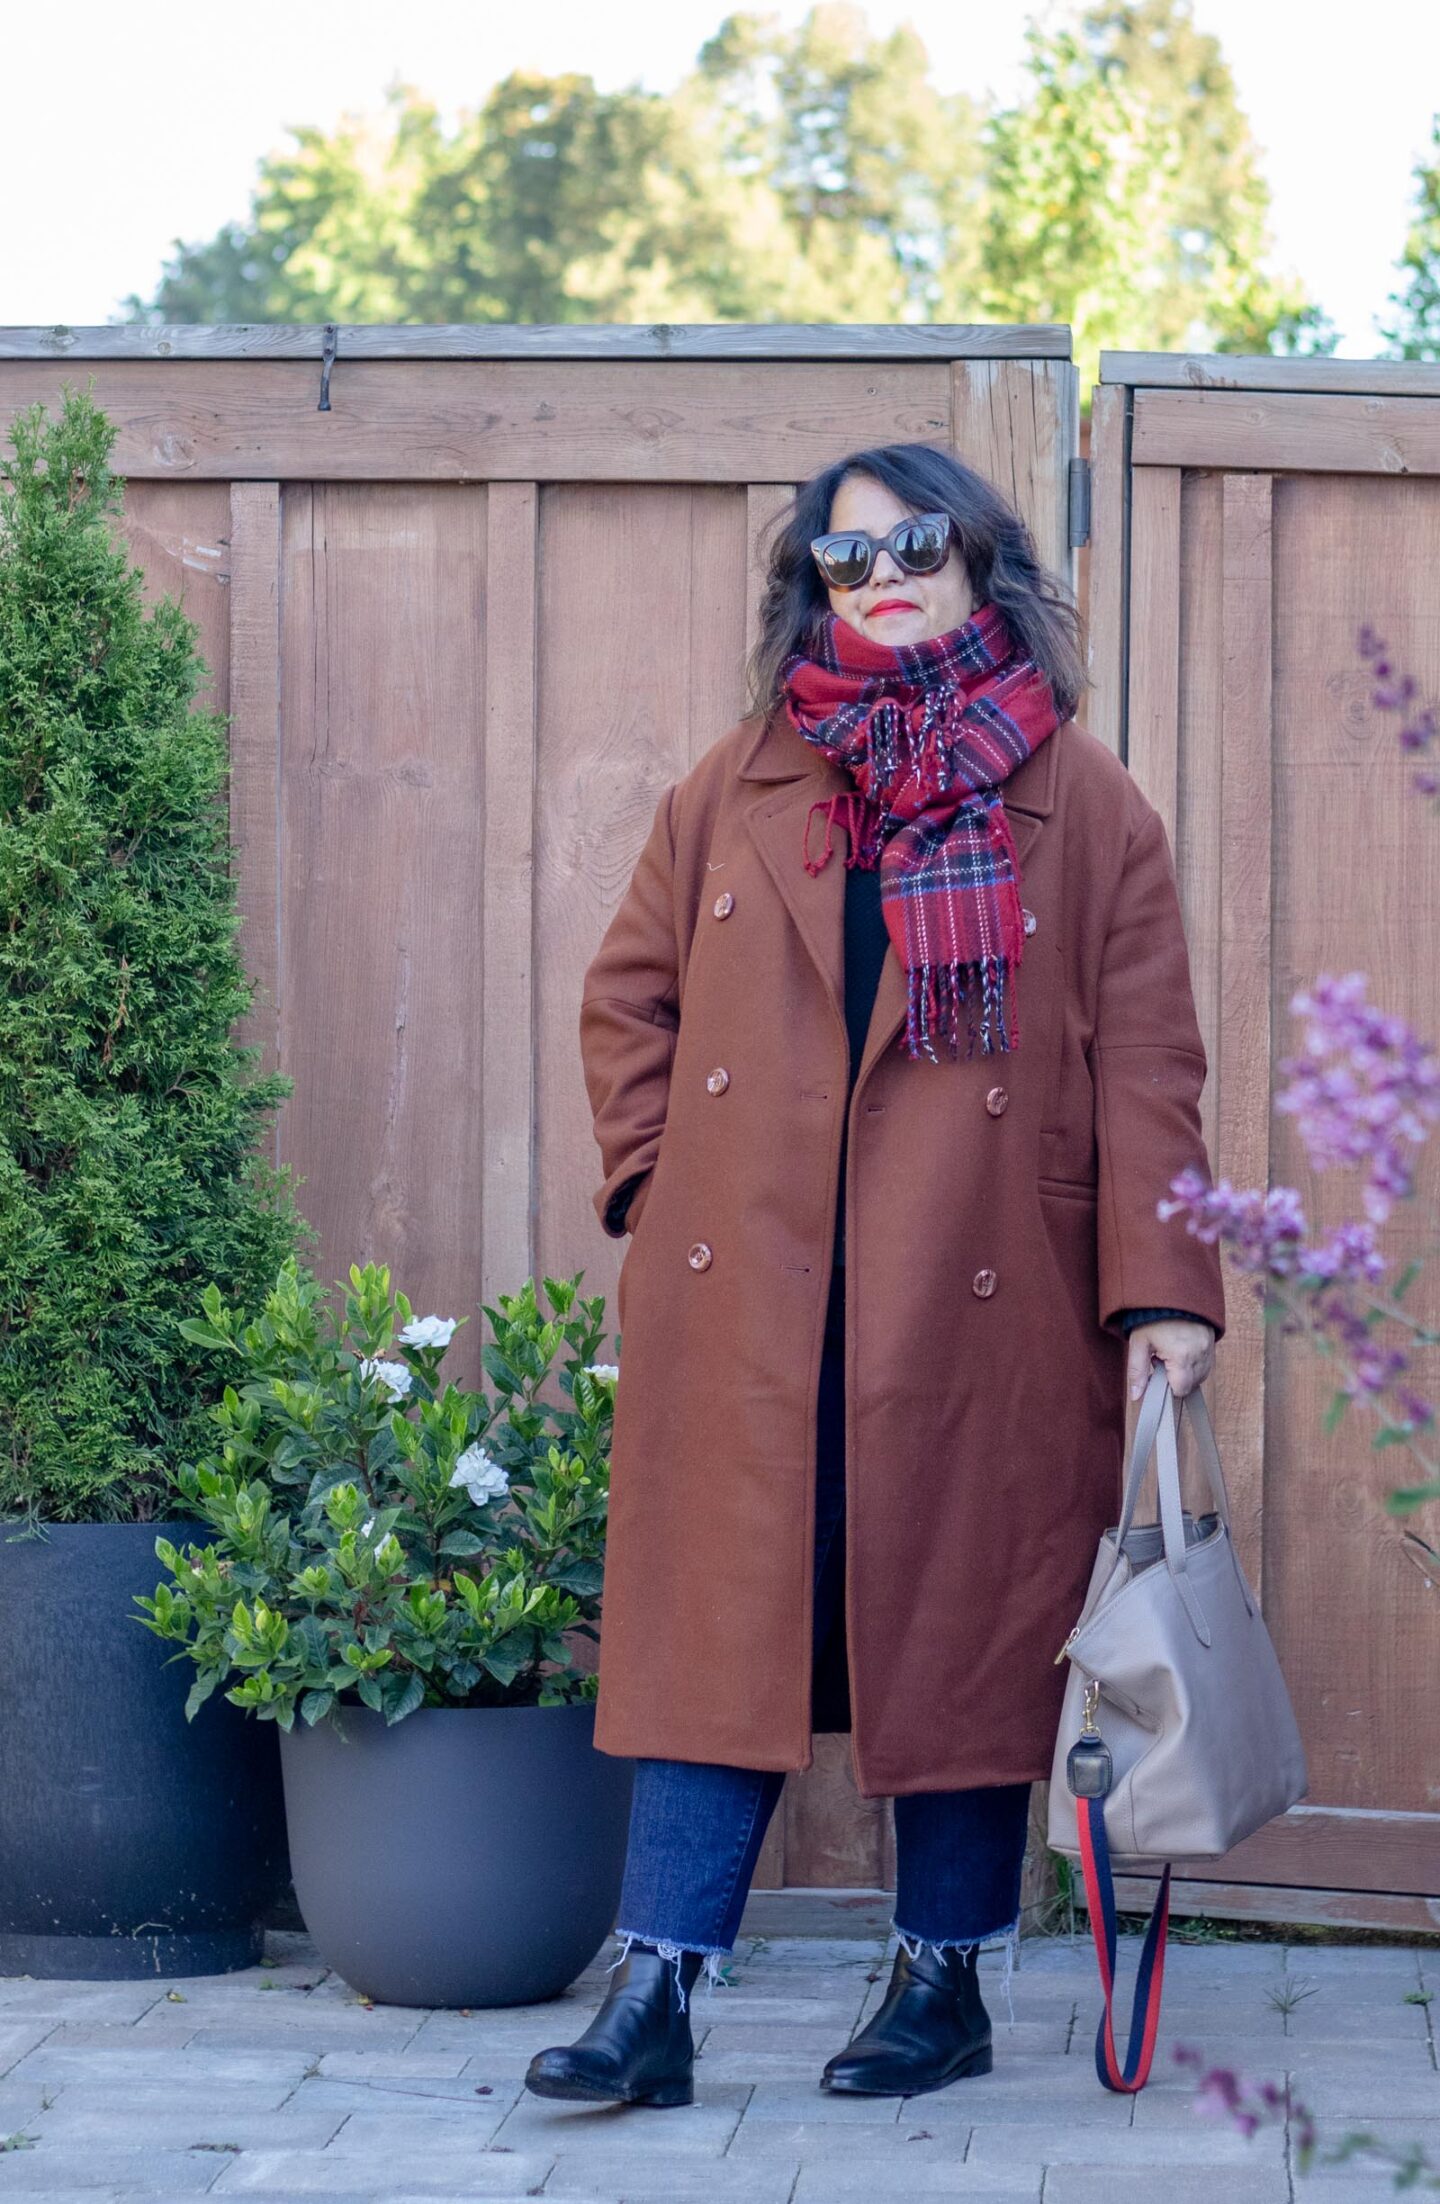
[820,2036,993,2095]
[524,2063,694,2108]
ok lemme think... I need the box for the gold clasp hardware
[1054,1625,1079,1666]
[1081,1678,1101,1734]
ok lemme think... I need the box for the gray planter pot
[278,1700,634,2008]
[0,1520,290,1979]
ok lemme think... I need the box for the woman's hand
[1127,1317,1215,1402]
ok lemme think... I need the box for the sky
[4,0,1438,357]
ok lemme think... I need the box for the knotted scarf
[779,600,1061,1062]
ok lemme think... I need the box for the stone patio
[0,1895,1434,2202]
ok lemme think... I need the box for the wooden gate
[0,325,1078,1898]
[1087,351,1440,1932]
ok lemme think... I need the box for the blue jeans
[610,1265,1031,2013]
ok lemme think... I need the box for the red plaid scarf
[780,601,1060,1061]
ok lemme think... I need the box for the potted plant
[139,1259,634,2009]
[0,386,305,1977]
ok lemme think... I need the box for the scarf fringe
[906,955,1019,1063]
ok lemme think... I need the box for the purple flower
[1275,972,1440,1224]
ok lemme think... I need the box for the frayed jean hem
[606,1929,731,2016]
[891,1908,1022,2028]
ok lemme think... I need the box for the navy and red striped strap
[1074,1791,1172,2091]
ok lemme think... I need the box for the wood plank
[1125,468,1182,830]
[1091,1877,1440,1936]
[1132,388,1440,474]
[275,482,490,1382]
[1103,350,1440,398]
[1262,471,1440,1846]
[1082,385,1127,758]
[481,484,540,1316]
[533,486,749,1317]
[226,483,284,1104]
[1217,471,1274,1596]
[1153,1805,1440,1896]
[0,361,954,483]
[1175,473,1225,1206]
[1,323,1072,362]
[782,1735,891,1890]
[727,480,799,1894]
[950,359,1078,586]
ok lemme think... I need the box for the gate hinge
[1068,454,1091,548]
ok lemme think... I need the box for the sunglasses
[809,510,953,591]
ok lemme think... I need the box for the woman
[525,441,1226,2109]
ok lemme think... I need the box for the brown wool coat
[578,705,1227,1797]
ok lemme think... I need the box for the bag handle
[1101,1365,1252,1644]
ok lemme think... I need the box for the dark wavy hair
[745,441,1089,725]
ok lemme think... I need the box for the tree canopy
[122,0,1336,393]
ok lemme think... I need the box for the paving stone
[0,2145,225,2192]
[0,2043,57,2098]
[736,2082,912,2122]
[488,2091,746,2155]
[8,2045,313,2088]
[1284,2049,1440,2118]
[536,2153,802,2199]
[286,2075,515,2120]
[965,2116,1285,2165]
[17,2082,306,2120]
[22,2105,345,2152]
[316,2051,470,2080]
[210,2150,556,2194]
[1043,2170,1288,2202]
[791,2162,1041,2200]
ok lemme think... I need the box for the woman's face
[824,473,975,648]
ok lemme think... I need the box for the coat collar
[735,701,1061,818]
[737,705,1059,1092]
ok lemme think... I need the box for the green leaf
[384,1672,426,1725]
[184,1671,222,1721]
[480,1638,528,1687]
[299,1689,336,1726]
[549,1559,605,1597]
[1321,1390,1351,1435]
[438,1530,488,1558]
[177,1320,235,1352]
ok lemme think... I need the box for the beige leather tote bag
[1048,1361,1308,1865]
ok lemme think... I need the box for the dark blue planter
[0,1519,290,1978]
[279,1702,634,2007]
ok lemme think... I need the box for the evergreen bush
[0,381,310,1523]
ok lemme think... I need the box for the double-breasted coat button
[687,1242,713,1270]
[985,1085,1009,1116]
[1021,907,1036,935]
[713,891,734,919]
[706,1067,730,1095]
[972,1267,998,1297]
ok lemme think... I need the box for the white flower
[449,1443,510,1508]
[360,1517,375,1539]
[583,1362,620,1386]
[359,1357,412,1401]
[399,1314,458,1350]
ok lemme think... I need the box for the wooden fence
[2,328,1436,1929]
[0,325,1077,1903]
[1087,350,1440,1932]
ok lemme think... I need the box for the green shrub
[0,382,307,1521]
[137,1262,617,1726]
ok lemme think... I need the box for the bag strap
[1075,1791,1172,2091]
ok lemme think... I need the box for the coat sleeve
[578,783,683,1240]
[1091,805,1227,1342]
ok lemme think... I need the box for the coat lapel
[738,706,1060,1088]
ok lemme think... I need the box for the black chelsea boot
[820,1939,994,2095]
[524,1940,707,2107]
